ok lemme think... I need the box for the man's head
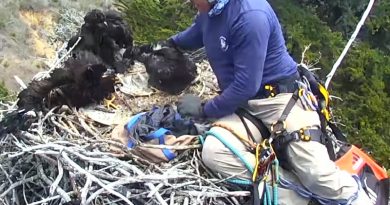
[191,0,213,13]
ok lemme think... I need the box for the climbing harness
[212,122,256,150]
[204,128,280,205]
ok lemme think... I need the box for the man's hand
[134,38,177,55]
[177,94,205,119]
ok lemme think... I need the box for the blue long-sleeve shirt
[171,0,298,118]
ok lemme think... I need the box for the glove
[134,38,177,55]
[177,94,205,119]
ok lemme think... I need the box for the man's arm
[170,14,204,50]
[203,11,271,118]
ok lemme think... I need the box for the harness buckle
[299,128,312,141]
[270,120,286,136]
[264,84,277,98]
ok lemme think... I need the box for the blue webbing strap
[146,127,176,161]
[125,112,177,161]
[125,112,146,148]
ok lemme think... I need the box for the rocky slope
[0,0,114,92]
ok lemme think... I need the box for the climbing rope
[324,0,376,89]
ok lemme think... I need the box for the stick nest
[0,57,251,205]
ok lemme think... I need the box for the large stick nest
[0,52,251,205]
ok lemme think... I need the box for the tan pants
[202,93,370,204]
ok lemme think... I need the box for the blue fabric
[171,0,298,118]
[125,113,177,160]
[147,128,176,161]
[208,0,230,17]
[145,127,171,140]
[125,112,146,148]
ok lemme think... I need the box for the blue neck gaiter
[208,0,230,17]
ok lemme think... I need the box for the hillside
[0,0,114,92]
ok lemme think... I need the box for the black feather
[0,51,115,135]
[134,44,198,94]
[66,9,134,73]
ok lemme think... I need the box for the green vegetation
[116,0,197,44]
[112,0,390,168]
[0,82,9,99]
[270,0,390,168]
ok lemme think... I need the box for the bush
[271,0,390,168]
[0,82,9,99]
[115,0,197,44]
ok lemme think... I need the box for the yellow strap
[252,144,261,182]
[318,83,330,106]
[211,122,257,149]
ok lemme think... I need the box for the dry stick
[37,164,71,202]
[147,183,165,198]
[0,164,17,204]
[0,176,40,198]
[50,117,83,138]
[66,118,81,136]
[69,172,79,199]
[36,153,60,169]
[146,161,189,198]
[90,170,123,181]
[60,152,134,205]
[177,190,250,198]
[49,159,64,196]
[138,143,201,150]
[81,164,93,205]
[183,197,189,205]
[169,192,175,205]
[93,139,163,171]
[28,190,77,205]
[73,109,99,137]
[192,152,202,188]
[50,37,81,71]
[116,161,168,205]
[85,179,140,204]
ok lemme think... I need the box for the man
[166,0,370,204]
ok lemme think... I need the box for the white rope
[324,0,376,89]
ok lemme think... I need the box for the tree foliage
[296,0,390,53]
[115,0,390,168]
[115,0,197,44]
[271,0,390,168]
[0,82,9,99]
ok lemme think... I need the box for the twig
[0,176,40,198]
[13,75,27,90]
[49,159,64,196]
[37,163,71,202]
[176,190,251,198]
[81,164,93,205]
[28,190,78,205]
[138,143,201,150]
[61,152,134,205]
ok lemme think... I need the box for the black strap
[235,108,271,141]
[252,181,262,205]
[270,90,300,136]
[327,121,348,142]
[279,90,299,122]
